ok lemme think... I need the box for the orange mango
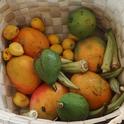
[7,55,40,94]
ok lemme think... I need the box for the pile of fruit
[2,8,124,121]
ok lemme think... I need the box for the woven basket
[0,0,124,124]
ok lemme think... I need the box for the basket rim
[0,0,124,124]
[0,108,121,124]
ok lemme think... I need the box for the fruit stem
[61,58,72,64]
[109,30,120,69]
[52,84,57,91]
[120,86,124,92]
[22,110,38,119]
[106,92,124,114]
[58,102,64,109]
[101,29,114,72]
[100,67,123,79]
[61,60,88,73]
[58,72,79,89]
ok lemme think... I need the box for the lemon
[50,44,63,55]
[62,38,75,50]
[48,34,60,45]
[3,25,19,40]
[13,92,29,108]
[9,42,24,56]
[63,49,74,60]
[31,18,45,32]
[2,48,12,61]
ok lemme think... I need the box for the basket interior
[0,0,124,122]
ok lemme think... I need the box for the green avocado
[57,93,89,121]
[68,8,96,39]
[34,49,61,85]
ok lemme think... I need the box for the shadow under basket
[0,0,124,124]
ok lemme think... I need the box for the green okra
[110,94,120,104]
[100,67,123,79]
[101,30,114,72]
[61,59,88,73]
[108,30,120,69]
[109,78,121,94]
[89,105,106,118]
[61,58,72,64]
[58,71,79,90]
[106,92,124,114]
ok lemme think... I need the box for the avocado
[68,8,96,39]
[57,93,89,121]
[34,49,61,85]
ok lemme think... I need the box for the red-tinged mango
[30,83,68,120]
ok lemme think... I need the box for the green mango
[57,93,89,121]
[34,49,61,85]
[68,8,96,39]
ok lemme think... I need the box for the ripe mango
[75,36,105,72]
[13,27,49,58]
[7,55,40,94]
[30,83,68,120]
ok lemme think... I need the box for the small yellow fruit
[62,38,75,50]
[48,34,60,45]
[8,42,24,56]
[2,48,12,61]
[68,34,78,41]
[63,49,74,60]
[31,18,45,32]
[3,25,19,40]
[50,44,63,55]
[13,92,29,108]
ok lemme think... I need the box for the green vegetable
[68,8,96,39]
[89,105,106,118]
[100,67,123,79]
[109,29,120,69]
[110,94,120,104]
[61,59,88,73]
[57,93,89,121]
[101,30,114,72]
[34,49,81,89]
[106,92,124,114]
[58,72,79,89]
[61,58,72,64]
[109,78,121,94]
[34,49,61,85]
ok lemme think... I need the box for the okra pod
[109,78,121,94]
[100,67,123,79]
[101,30,114,72]
[61,58,72,64]
[109,30,120,69]
[62,59,88,73]
[106,92,124,114]
[58,72,79,89]
[89,106,106,118]
[110,94,120,104]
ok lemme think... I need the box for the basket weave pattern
[0,0,124,123]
